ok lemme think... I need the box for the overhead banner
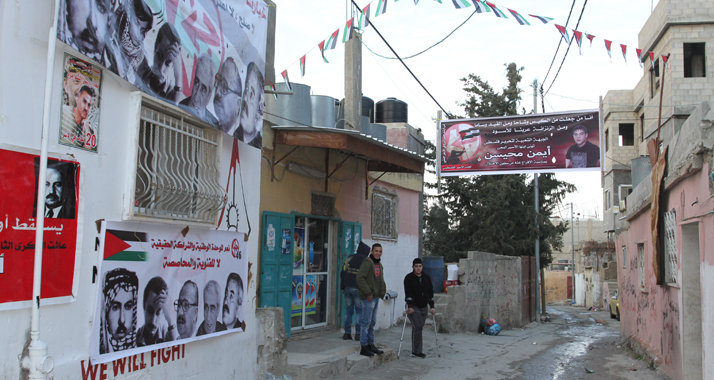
[90,221,248,363]
[0,148,80,310]
[439,109,601,176]
[57,0,268,148]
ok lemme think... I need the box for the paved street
[323,305,670,380]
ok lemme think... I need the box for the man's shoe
[353,334,360,341]
[368,344,384,355]
[410,352,426,358]
[360,346,375,357]
[342,333,352,340]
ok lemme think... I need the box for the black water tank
[375,97,408,123]
[362,96,374,123]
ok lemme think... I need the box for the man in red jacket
[404,258,435,358]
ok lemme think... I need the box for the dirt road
[323,305,669,380]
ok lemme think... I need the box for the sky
[271,0,659,220]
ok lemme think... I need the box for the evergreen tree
[424,63,574,267]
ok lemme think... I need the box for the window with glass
[291,216,330,329]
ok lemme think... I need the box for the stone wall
[440,251,524,333]
[256,307,288,377]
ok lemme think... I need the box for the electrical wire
[544,0,589,96]
[350,0,449,115]
[542,0,578,86]
[360,9,478,60]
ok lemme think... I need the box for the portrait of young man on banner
[56,0,269,149]
[59,54,102,152]
[439,109,601,176]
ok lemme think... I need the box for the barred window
[371,186,398,241]
[637,243,645,290]
[663,209,678,285]
[133,106,225,225]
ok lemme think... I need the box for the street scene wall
[0,2,262,378]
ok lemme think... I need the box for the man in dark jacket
[340,241,370,340]
[404,258,435,358]
[356,243,386,357]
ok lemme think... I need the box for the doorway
[290,216,331,330]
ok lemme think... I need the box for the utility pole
[571,203,576,305]
[533,78,541,320]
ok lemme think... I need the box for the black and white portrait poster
[59,54,103,152]
[89,221,248,363]
[57,0,268,149]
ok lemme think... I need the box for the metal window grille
[134,106,225,224]
[663,209,678,285]
[311,192,336,217]
[638,244,645,289]
[371,187,398,241]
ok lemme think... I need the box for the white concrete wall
[574,273,586,307]
[0,2,262,379]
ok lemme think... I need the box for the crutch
[432,312,441,357]
[397,304,409,359]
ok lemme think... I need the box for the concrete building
[600,0,714,378]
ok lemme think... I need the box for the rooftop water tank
[311,95,338,128]
[362,96,374,123]
[375,97,408,123]
[264,83,312,126]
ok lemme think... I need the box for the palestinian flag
[299,55,306,77]
[529,14,553,24]
[266,81,277,100]
[636,48,644,68]
[358,3,371,29]
[485,1,507,18]
[434,0,442,3]
[318,41,329,63]
[414,0,419,4]
[452,0,471,8]
[325,29,339,50]
[375,0,387,16]
[604,39,612,61]
[648,51,655,62]
[281,70,291,91]
[507,9,529,25]
[572,30,583,54]
[620,44,627,64]
[585,33,595,47]
[342,17,355,43]
[472,0,490,13]
[661,54,669,70]
[554,24,570,44]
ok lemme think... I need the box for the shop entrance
[290,216,330,330]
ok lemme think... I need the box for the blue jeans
[344,287,362,335]
[359,297,379,346]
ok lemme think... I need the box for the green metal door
[260,212,294,336]
[337,221,362,330]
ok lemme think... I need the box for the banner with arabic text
[439,109,601,176]
[0,148,80,310]
[89,221,248,363]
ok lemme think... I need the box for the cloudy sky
[271,0,658,220]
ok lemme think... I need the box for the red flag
[620,44,627,64]
[649,51,655,62]
[604,39,612,61]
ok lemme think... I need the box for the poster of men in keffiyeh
[57,0,268,149]
[90,221,249,363]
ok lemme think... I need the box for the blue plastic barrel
[422,256,445,293]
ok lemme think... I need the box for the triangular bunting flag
[326,30,339,50]
[636,48,644,68]
[375,0,388,16]
[452,0,471,9]
[434,0,443,3]
[318,41,329,63]
[485,1,507,17]
[661,54,669,70]
[508,9,530,25]
[648,51,655,62]
[604,39,612,61]
[358,3,371,29]
[472,0,490,12]
[572,30,583,54]
[267,82,277,100]
[281,70,291,91]
[555,24,571,44]
[342,17,355,43]
[414,0,419,4]
[585,33,595,47]
[620,44,627,64]
[529,14,553,24]
[299,55,306,77]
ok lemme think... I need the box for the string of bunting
[271,0,667,97]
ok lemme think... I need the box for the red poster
[439,109,601,176]
[0,149,80,308]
